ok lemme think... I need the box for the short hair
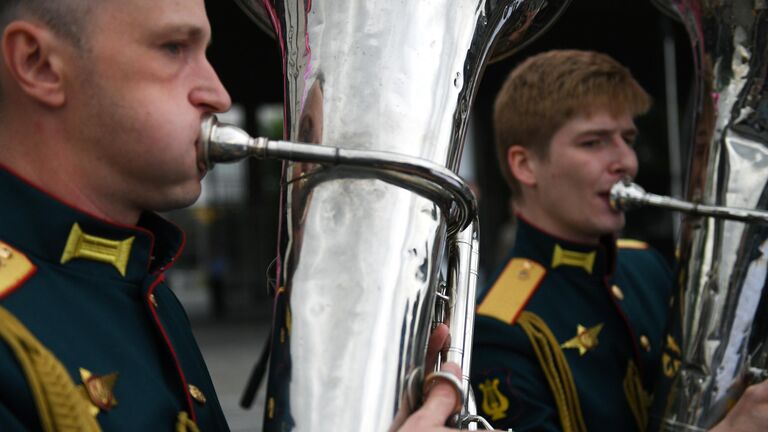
[494,50,651,199]
[0,0,91,47]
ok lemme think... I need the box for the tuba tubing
[644,0,768,429]
[220,1,571,430]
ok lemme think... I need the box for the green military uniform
[0,165,228,431]
[471,217,673,432]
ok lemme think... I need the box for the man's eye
[162,42,184,56]
[580,139,600,148]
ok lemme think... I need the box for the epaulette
[477,258,546,325]
[617,239,649,250]
[0,241,36,299]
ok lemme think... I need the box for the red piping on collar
[515,212,603,247]
[150,219,187,275]
[603,274,645,377]
[147,273,197,421]
[0,162,155,236]
[0,162,173,273]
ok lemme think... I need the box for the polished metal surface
[227,0,570,430]
[650,0,768,429]
[441,220,481,422]
[610,180,768,224]
[232,0,572,64]
[199,115,478,233]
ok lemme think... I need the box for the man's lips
[196,139,208,179]
[598,191,622,212]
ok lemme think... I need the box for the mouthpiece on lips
[198,114,261,170]
[609,178,646,211]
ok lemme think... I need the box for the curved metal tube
[646,0,768,430]
[610,180,768,225]
[199,115,478,234]
[224,1,570,430]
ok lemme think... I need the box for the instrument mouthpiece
[198,114,264,170]
[609,179,647,211]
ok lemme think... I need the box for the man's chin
[593,213,626,237]
[151,185,203,213]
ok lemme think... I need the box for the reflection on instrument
[646,0,768,429]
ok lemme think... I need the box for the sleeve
[470,315,561,432]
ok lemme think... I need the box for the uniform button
[149,294,158,308]
[0,246,12,260]
[611,285,624,301]
[640,335,651,352]
[189,384,206,404]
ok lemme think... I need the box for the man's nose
[190,60,232,113]
[610,137,638,178]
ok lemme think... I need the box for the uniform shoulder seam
[0,241,37,300]
[477,258,546,325]
[617,238,649,250]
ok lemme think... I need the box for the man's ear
[2,21,67,107]
[507,145,538,187]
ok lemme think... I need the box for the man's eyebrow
[575,127,638,138]
[156,24,211,46]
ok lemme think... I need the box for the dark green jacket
[0,165,228,431]
[471,217,673,432]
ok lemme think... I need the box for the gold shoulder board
[0,241,36,298]
[477,258,546,325]
[617,239,648,250]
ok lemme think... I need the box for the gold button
[518,260,532,280]
[640,335,651,352]
[149,294,158,308]
[189,384,206,404]
[0,246,12,260]
[611,285,624,301]
[267,397,275,419]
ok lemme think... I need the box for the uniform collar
[513,215,616,278]
[0,164,185,283]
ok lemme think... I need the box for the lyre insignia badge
[479,378,509,420]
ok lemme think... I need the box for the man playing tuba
[0,0,462,430]
[471,49,768,432]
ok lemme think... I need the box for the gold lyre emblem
[78,368,119,416]
[662,334,682,377]
[61,223,135,277]
[561,323,604,355]
[478,378,509,420]
[551,244,596,274]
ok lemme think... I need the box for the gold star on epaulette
[78,368,118,416]
[561,323,604,355]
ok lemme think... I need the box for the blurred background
[176,1,694,430]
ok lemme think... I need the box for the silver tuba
[615,0,768,430]
[205,0,570,431]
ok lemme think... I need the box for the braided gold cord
[518,311,587,432]
[0,306,100,432]
[176,411,201,432]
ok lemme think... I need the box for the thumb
[402,362,462,430]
